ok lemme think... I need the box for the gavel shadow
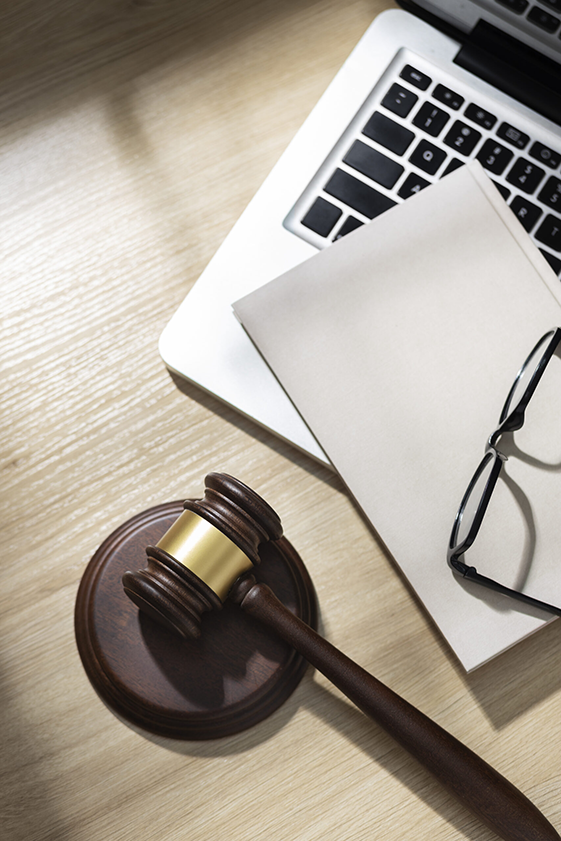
[138,600,301,712]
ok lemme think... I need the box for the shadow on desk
[168,371,341,487]
[0,654,73,840]
[466,617,561,729]
[0,0,347,123]
[138,670,496,841]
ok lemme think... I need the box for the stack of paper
[234,164,561,671]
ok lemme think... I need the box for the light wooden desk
[1,2,560,838]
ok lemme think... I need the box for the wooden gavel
[122,472,559,841]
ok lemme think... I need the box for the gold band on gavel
[156,510,254,601]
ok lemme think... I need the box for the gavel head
[122,473,283,639]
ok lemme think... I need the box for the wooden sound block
[75,501,318,740]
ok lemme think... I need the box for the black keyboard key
[324,169,397,219]
[538,176,561,209]
[409,139,447,174]
[506,158,545,193]
[442,158,464,176]
[476,139,514,174]
[381,83,418,118]
[362,111,415,155]
[443,120,481,155]
[540,249,561,275]
[301,197,342,237]
[397,172,430,198]
[527,6,560,32]
[535,214,561,251]
[464,103,497,130]
[497,122,529,149]
[530,141,561,169]
[399,64,431,90]
[412,102,450,136]
[493,182,511,200]
[509,195,542,231]
[493,0,528,12]
[432,84,464,110]
[541,0,561,11]
[343,140,404,189]
[333,216,363,240]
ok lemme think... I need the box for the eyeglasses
[448,327,561,617]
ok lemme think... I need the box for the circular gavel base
[75,501,318,740]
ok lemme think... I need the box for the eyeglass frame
[447,327,561,618]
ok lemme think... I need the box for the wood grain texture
[1,1,560,840]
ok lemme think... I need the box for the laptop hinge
[454,20,561,127]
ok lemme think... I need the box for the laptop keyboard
[495,0,561,37]
[284,52,561,277]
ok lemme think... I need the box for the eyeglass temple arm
[455,562,561,618]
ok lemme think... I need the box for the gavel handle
[236,580,559,841]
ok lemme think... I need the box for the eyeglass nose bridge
[487,417,524,451]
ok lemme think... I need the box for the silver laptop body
[160,0,561,464]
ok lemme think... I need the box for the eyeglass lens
[454,451,496,548]
[500,333,552,423]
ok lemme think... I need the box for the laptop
[159,0,561,464]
